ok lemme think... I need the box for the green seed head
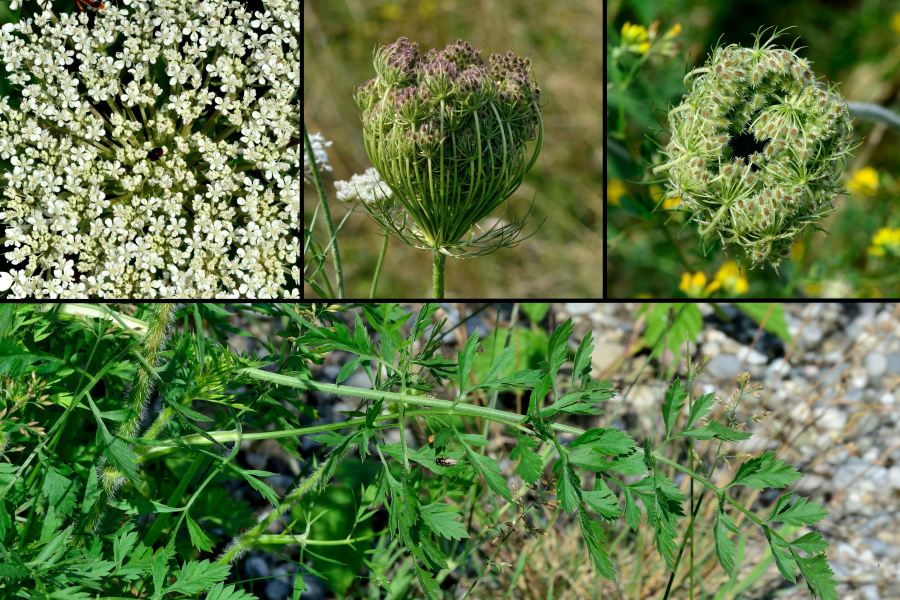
[655,27,855,268]
[356,37,543,255]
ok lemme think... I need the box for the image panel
[606,0,900,299]
[304,0,603,299]
[0,0,301,299]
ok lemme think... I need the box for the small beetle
[148,147,165,161]
[435,457,457,467]
[76,0,106,11]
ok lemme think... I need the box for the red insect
[76,0,106,11]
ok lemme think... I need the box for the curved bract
[355,38,543,255]
[655,28,854,268]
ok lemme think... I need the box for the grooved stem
[432,250,446,298]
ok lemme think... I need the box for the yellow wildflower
[867,227,900,257]
[621,22,651,55]
[664,23,682,39]
[679,271,708,297]
[847,167,878,196]
[608,179,627,206]
[663,195,682,210]
[892,12,900,34]
[708,261,749,295]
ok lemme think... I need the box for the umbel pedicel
[354,37,543,297]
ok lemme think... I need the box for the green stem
[432,250,446,298]
[218,461,328,564]
[369,234,388,298]
[304,125,344,298]
[252,533,376,546]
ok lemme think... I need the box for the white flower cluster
[304,131,332,182]
[0,0,300,298]
[334,167,392,205]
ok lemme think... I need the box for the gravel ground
[563,302,900,600]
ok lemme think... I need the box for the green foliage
[0,303,837,599]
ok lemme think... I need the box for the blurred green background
[304,0,602,298]
[607,0,900,298]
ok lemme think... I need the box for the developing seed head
[356,37,542,255]
[655,27,854,268]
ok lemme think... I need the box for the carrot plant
[0,303,836,598]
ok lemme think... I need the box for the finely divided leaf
[579,507,616,579]
[623,488,640,531]
[571,330,594,387]
[706,421,752,442]
[714,507,739,576]
[661,379,687,438]
[416,564,441,600]
[768,493,827,526]
[419,503,469,540]
[582,479,621,519]
[790,531,829,555]
[730,451,801,490]
[570,428,636,456]
[796,553,838,600]
[185,513,213,552]
[764,528,797,583]
[204,582,258,600]
[165,560,230,595]
[685,392,715,430]
[547,319,573,380]
[457,331,480,396]
[556,463,581,513]
[527,374,552,420]
[510,434,543,485]
[464,446,513,503]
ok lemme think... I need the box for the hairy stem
[304,125,344,298]
[432,250,446,298]
[369,234,389,298]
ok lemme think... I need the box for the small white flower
[334,168,392,205]
[304,131,332,182]
[0,271,12,292]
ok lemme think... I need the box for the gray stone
[736,346,767,365]
[866,353,888,379]
[887,466,900,490]
[859,583,881,600]
[563,303,596,315]
[592,341,624,374]
[706,354,742,380]
[244,555,270,579]
[801,325,823,346]
[887,352,900,376]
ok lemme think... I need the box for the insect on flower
[147,147,165,161]
[76,0,106,10]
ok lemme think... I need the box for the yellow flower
[892,12,900,34]
[664,23,682,39]
[708,260,749,295]
[608,178,627,206]
[847,167,879,196]
[663,195,681,210]
[868,227,900,257]
[621,22,650,55]
[679,271,708,297]
[791,240,805,263]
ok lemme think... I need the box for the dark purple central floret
[384,36,420,73]
[421,59,460,80]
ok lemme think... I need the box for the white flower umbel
[304,131,332,182]
[334,168,392,205]
[0,0,300,298]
